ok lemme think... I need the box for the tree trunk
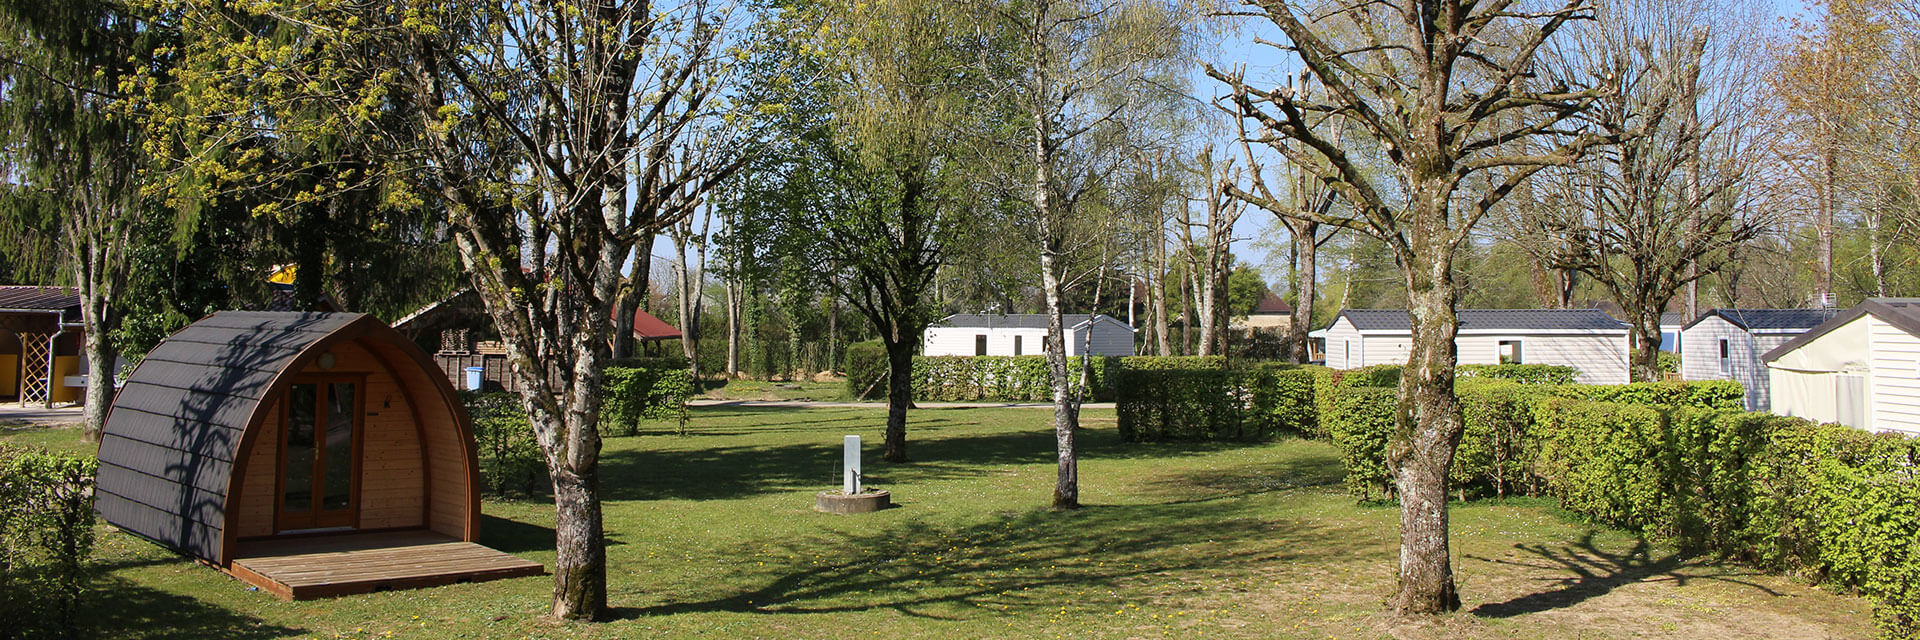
[883,339,913,462]
[1154,240,1171,356]
[613,245,641,359]
[81,329,114,439]
[1288,222,1318,364]
[1388,261,1464,616]
[1040,248,1078,509]
[1629,309,1663,383]
[725,278,741,377]
[549,459,606,620]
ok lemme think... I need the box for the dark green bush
[911,355,1123,403]
[1451,382,1545,498]
[1559,379,1744,410]
[1,445,98,639]
[1245,363,1320,437]
[462,392,545,497]
[1115,364,1247,441]
[1338,364,1401,388]
[1323,387,1397,500]
[1457,364,1577,385]
[603,366,696,436]
[845,340,889,400]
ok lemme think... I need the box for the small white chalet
[1679,308,1842,411]
[1321,309,1631,384]
[923,314,1136,357]
[1762,298,1920,434]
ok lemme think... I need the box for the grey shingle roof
[1661,312,1688,327]
[936,314,1130,330]
[0,285,79,311]
[1688,308,1843,332]
[96,311,364,564]
[1337,309,1627,332]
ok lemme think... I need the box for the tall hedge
[1115,365,1248,441]
[845,340,888,400]
[462,392,546,497]
[1323,387,1397,500]
[1245,363,1322,437]
[602,366,696,436]
[0,445,97,640]
[1457,364,1577,385]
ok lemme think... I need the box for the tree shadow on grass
[1138,452,1346,504]
[1468,531,1781,618]
[597,428,1061,501]
[610,498,1369,620]
[479,513,556,553]
[80,574,306,640]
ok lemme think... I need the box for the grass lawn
[4,406,1873,639]
[698,378,852,402]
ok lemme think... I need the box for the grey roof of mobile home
[1332,309,1628,333]
[1682,308,1845,332]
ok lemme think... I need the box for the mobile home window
[975,334,988,356]
[1499,340,1522,365]
[1014,335,1023,356]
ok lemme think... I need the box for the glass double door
[277,380,361,532]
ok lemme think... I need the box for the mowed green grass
[5,407,1875,640]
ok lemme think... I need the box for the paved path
[688,399,1116,410]
[0,403,85,426]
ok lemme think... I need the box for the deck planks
[230,530,544,600]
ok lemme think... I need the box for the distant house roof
[0,285,79,312]
[1661,312,1688,327]
[630,308,681,340]
[1682,308,1844,333]
[935,313,1134,332]
[1254,294,1294,315]
[1331,309,1627,334]
[1762,298,1920,363]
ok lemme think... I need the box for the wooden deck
[229,530,545,600]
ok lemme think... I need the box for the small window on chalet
[1014,335,1023,356]
[975,334,988,356]
[1499,340,1522,365]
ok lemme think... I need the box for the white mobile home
[1680,309,1841,411]
[1321,309,1631,384]
[923,314,1135,357]
[1762,298,1920,434]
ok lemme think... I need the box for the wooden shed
[0,285,84,407]
[95,311,542,600]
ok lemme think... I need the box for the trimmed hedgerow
[1338,364,1402,388]
[1114,360,1247,442]
[1245,363,1322,437]
[911,355,1121,403]
[845,340,889,400]
[1555,379,1744,410]
[0,445,98,640]
[603,366,696,436]
[1450,381,1546,499]
[461,392,546,497]
[1457,364,1577,385]
[1323,387,1397,500]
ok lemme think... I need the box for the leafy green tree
[1211,0,1604,613]
[0,0,166,435]
[145,0,761,619]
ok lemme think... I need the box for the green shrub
[1560,380,1744,410]
[910,355,1120,402]
[1530,397,1669,531]
[1245,363,1319,437]
[603,366,696,436]
[1451,382,1545,498]
[1657,351,1679,374]
[1115,364,1246,441]
[1457,364,1577,385]
[1323,387,1397,500]
[845,340,889,400]
[462,392,545,496]
[1338,364,1401,388]
[0,445,98,639]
